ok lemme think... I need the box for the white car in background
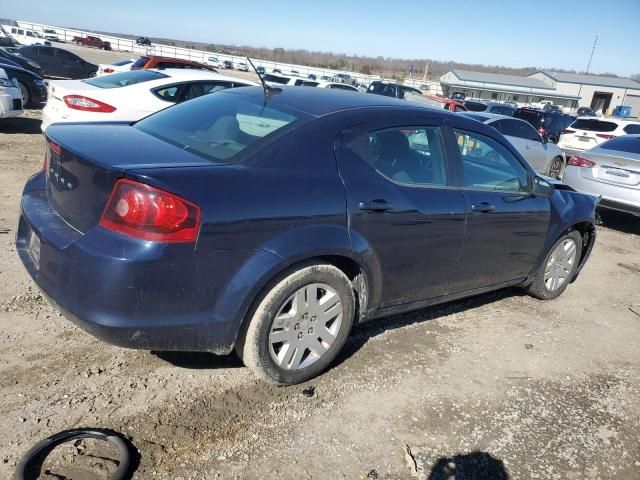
[42,69,256,131]
[0,67,23,119]
[97,59,136,76]
[235,62,249,72]
[204,56,223,69]
[462,112,566,178]
[558,116,640,158]
[3,26,51,46]
[298,80,359,91]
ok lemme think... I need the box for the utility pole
[576,34,599,111]
[586,34,598,74]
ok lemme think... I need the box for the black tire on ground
[525,230,583,300]
[236,262,355,385]
[16,80,30,107]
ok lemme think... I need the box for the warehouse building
[440,69,640,116]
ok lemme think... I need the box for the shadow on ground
[336,287,522,367]
[428,451,509,479]
[599,209,640,236]
[151,350,243,370]
[0,116,42,135]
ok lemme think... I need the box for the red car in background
[72,35,112,50]
[423,95,467,112]
[130,56,216,71]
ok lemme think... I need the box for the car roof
[146,68,257,83]
[224,85,440,117]
[460,112,517,123]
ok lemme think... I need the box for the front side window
[184,81,232,100]
[493,119,518,137]
[350,126,448,186]
[454,129,530,193]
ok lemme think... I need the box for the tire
[16,80,30,107]
[525,230,583,300]
[236,263,355,385]
[547,156,564,180]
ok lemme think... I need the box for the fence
[16,20,398,86]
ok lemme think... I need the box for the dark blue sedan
[17,86,598,384]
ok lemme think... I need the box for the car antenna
[247,57,280,100]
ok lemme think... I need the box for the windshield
[83,70,168,88]
[135,90,310,163]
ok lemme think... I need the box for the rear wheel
[547,156,564,179]
[525,230,582,300]
[16,80,30,107]
[236,263,355,385]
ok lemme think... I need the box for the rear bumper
[17,172,280,353]
[563,166,640,216]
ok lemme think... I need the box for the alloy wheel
[544,238,577,292]
[548,157,563,179]
[268,283,343,370]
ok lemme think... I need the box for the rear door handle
[471,202,495,213]
[359,199,394,212]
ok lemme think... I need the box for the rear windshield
[262,74,289,84]
[570,119,618,132]
[135,91,310,163]
[83,70,168,88]
[599,135,640,155]
[132,56,150,69]
[464,101,488,112]
[514,109,542,126]
[111,59,133,67]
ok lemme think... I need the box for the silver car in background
[461,112,566,178]
[563,135,640,217]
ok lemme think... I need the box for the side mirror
[532,176,553,197]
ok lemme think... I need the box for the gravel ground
[0,72,639,479]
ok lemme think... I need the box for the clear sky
[1,0,638,76]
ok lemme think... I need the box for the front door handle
[471,202,496,213]
[359,199,394,212]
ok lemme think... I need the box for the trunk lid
[582,151,640,189]
[560,118,619,150]
[45,123,215,233]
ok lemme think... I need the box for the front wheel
[236,263,355,385]
[547,156,564,179]
[525,230,582,300]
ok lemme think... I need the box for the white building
[440,69,640,116]
[528,71,640,116]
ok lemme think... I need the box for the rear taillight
[596,133,616,140]
[43,141,60,171]
[103,67,114,73]
[63,95,116,113]
[99,179,201,242]
[567,156,596,168]
[561,129,575,135]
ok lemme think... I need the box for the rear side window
[153,84,188,102]
[132,57,150,69]
[454,129,529,193]
[570,119,618,132]
[84,70,168,88]
[135,91,309,163]
[623,124,640,134]
[493,119,518,137]
[599,135,640,154]
[350,126,448,186]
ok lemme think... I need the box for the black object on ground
[15,428,138,480]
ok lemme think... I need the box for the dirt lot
[1,49,640,479]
